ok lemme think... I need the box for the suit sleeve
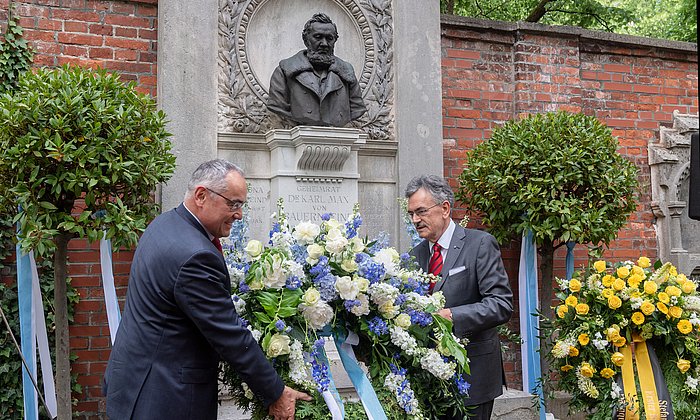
[174,250,285,407]
[450,234,513,338]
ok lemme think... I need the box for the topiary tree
[0,65,176,418]
[0,1,33,94]
[455,111,638,389]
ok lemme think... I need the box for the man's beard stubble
[307,49,335,70]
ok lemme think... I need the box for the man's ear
[193,186,208,205]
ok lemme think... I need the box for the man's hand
[436,308,452,321]
[268,385,312,420]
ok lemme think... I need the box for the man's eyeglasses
[205,187,245,211]
[407,202,442,218]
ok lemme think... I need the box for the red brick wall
[441,15,698,390]
[0,1,156,417]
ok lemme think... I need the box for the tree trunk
[538,240,555,407]
[54,233,72,419]
[444,0,455,14]
[525,0,555,22]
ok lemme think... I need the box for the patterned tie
[428,243,443,292]
[212,237,223,254]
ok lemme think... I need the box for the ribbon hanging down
[314,339,345,420]
[518,230,546,420]
[17,244,58,420]
[618,338,674,420]
[100,234,121,344]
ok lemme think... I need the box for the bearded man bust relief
[267,13,367,127]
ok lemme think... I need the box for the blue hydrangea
[313,273,338,301]
[285,275,303,290]
[344,299,360,312]
[368,317,389,336]
[310,256,331,278]
[290,243,308,265]
[408,309,433,327]
[369,231,390,254]
[238,280,250,294]
[358,258,386,284]
[394,294,408,306]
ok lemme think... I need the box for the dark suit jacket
[104,204,284,419]
[411,224,513,405]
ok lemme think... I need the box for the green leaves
[456,111,638,249]
[0,65,176,255]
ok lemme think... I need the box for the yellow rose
[682,281,697,294]
[630,291,642,299]
[600,367,615,379]
[565,295,578,307]
[665,285,682,297]
[612,335,627,347]
[602,288,615,299]
[643,281,658,295]
[561,364,574,372]
[394,313,412,329]
[302,288,321,305]
[602,275,615,287]
[677,320,692,334]
[657,292,670,304]
[670,266,678,276]
[579,362,595,378]
[631,312,645,325]
[594,260,607,273]
[575,303,590,315]
[578,333,590,346]
[244,239,264,258]
[613,278,626,291]
[668,306,683,318]
[640,301,656,316]
[611,352,626,366]
[631,265,645,277]
[657,302,669,315]
[627,274,643,289]
[569,278,582,292]
[569,347,579,357]
[677,359,691,373]
[340,258,358,273]
[556,305,569,319]
[617,266,630,279]
[608,296,622,310]
[637,256,651,268]
[354,276,370,292]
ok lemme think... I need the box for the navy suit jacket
[104,204,284,419]
[411,225,513,405]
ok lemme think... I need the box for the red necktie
[428,243,443,292]
[212,237,223,254]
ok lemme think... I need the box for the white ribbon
[100,235,121,344]
[29,253,57,419]
[321,390,343,420]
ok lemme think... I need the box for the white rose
[350,293,370,316]
[266,333,291,358]
[354,276,370,292]
[335,275,360,300]
[324,219,343,231]
[300,301,334,330]
[292,221,321,245]
[262,254,287,289]
[395,313,412,329]
[379,301,399,319]
[306,243,325,262]
[373,248,400,275]
[244,240,264,258]
[350,237,365,253]
[325,228,348,254]
[302,288,321,306]
[340,258,358,273]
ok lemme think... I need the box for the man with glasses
[104,159,310,420]
[405,175,513,420]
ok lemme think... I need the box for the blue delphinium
[454,373,471,395]
[321,213,333,221]
[368,231,390,254]
[290,243,308,266]
[407,309,433,327]
[310,339,330,392]
[238,280,250,294]
[368,317,389,336]
[274,319,286,332]
[345,214,362,239]
[356,255,386,284]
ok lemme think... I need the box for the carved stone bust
[267,13,367,127]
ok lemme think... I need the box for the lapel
[414,240,431,272]
[295,71,344,102]
[318,72,343,102]
[433,225,467,294]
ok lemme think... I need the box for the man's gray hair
[184,159,244,199]
[405,175,455,207]
[302,12,338,43]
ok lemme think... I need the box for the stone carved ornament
[218,0,394,140]
[648,111,700,278]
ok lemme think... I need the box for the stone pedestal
[267,126,366,226]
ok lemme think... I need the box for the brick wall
[0,1,156,417]
[441,15,698,389]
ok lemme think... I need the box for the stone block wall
[441,15,698,389]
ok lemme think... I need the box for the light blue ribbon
[522,231,546,420]
[17,238,37,420]
[565,242,575,280]
[334,330,387,420]
[317,328,345,418]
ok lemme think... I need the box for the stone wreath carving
[217,0,394,140]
